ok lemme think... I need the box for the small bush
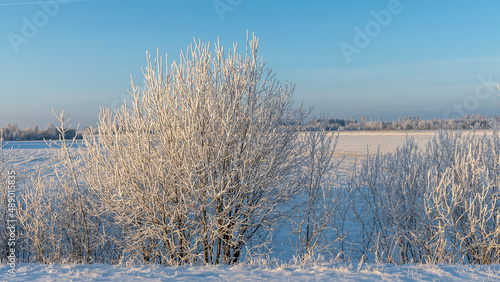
[80,33,307,265]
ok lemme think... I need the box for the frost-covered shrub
[16,173,121,264]
[14,116,121,264]
[426,131,500,264]
[80,34,307,265]
[349,130,500,264]
[288,125,342,261]
[348,137,430,263]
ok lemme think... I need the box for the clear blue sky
[2,0,500,128]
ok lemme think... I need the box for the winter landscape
[3,1,500,281]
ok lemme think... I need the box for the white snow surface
[2,261,500,281]
[3,131,500,281]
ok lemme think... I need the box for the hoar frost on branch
[81,33,308,265]
[348,130,500,264]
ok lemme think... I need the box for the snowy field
[334,130,492,163]
[2,130,500,281]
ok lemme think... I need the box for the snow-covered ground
[334,129,493,161]
[2,261,500,281]
[3,130,500,280]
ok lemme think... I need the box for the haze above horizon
[1,0,500,128]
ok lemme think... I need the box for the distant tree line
[303,114,494,131]
[1,113,494,141]
[0,123,81,141]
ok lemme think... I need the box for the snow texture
[2,261,500,281]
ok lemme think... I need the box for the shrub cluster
[347,130,500,264]
[5,128,498,265]
[1,35,498,266]
[1,35,314,265]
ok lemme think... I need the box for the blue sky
[1,0,500,128]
